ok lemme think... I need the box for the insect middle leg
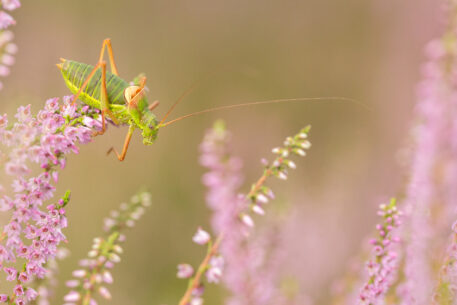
[106,125,135,161]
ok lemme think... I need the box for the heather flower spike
[244,125,311,227]
[0,98,102,304]
[64,191,151,305]
[0,0,19,90]
[358,198,402,305]
[178,122,312,305]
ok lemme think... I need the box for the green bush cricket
[57,38,166,161]
[57,39,366,161]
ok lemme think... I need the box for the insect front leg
[106,124,136,161]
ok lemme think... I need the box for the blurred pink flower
[398,10,457,303]
[192,227,211,245]
[0,11,14,29]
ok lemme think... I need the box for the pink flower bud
[252,204,265,215]
[66,280,80,288]
[72,270,86,278]
[64,291,81,302]
[241,214,254,227]
[206,266,222,283]
[177,264,194,279]
[256,194,268,204]
[192,227,211,245]
[98,286,112,300]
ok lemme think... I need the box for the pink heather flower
[190,298,203,305]
[0,295,7,302]
[24,288,37,301]
[206,256,224,283]
[18,272,29,283]
[72,270,86,278]
[2,53,14,65]
[0,64,9,76]
[98,287,111,300]
[255,194,269,204]
[252,204,265,215]
[63,291,80,302]
[192,227,211,245]
[13,285,24,296]
[177,264,194,279]
[206,267,223,283]
[66,280,80,288]
[4,267,17,281]
[102,270,113,284]
[240,213,254,228]
[1,0,21,10]
[0,11,14,29]
[0,11,18,90]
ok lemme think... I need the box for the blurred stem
[178,234,223,305]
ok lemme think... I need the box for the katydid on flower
[57,38,366,161]
[57,38,164,161]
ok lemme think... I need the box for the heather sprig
[0,1,19,30]
[177,228,223,305]
[178,122,311,305]
[0,0,20,90]
[0,98,102,304]
[358,198,402,305]
[2,191,70,305]
[0,30,16,90]
[244,125,311,225]
[63,191,151,305]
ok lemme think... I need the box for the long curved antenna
[159,97,371,128]
[158,81,200,126]
[156,64,266,126]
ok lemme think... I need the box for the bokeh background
[0,0,442,303]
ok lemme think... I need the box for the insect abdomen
[60,60,128,107]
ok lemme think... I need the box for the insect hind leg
[93,61,120,136]
[99,38,120,76]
